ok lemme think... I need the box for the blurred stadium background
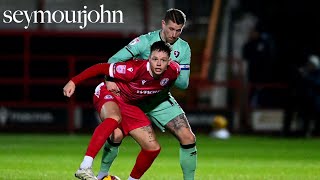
[1,0,320,179]
[1,0,319,136]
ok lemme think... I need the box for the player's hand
[105,81,120,96]
[63,80,76,97]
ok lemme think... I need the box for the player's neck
[160,30,166,43]
[160,29,174,45]
[160,30,177,45]
[152,72,161,79]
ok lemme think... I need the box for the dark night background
[240,0,320,82]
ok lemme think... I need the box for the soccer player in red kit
[63,41,180,180]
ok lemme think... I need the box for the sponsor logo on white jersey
[160,78,169,86]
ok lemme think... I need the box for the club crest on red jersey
[160,78,169,86]
[104,95,114,100]
[116,65,126,74]
[174,50,180,58]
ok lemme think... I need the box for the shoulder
[172,39,191,63]
[145,30,161,38]
[125,58,145,64]
[139,30,160,42]
[168,61,181,74]
[126,59,147,69]
[128,32,153,46]
[132,58,147,64]
[114,59,146,76]
[177,38,191,50]
[173,38,191,58]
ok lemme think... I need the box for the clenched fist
[63,80,76,97]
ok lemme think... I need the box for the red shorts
[93,82,151,135]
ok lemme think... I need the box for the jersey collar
[147,61,151,72]
[147,61,153,77]
[159,30,164,41]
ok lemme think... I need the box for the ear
[161,20,166,29]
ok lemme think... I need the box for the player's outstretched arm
[71,63,111,84]
[63,63,111,97]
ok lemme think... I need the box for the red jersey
[72,59,180,104]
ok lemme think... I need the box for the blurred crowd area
[0,0,319,136]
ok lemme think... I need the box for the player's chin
[167,38,177,44]
[154,70,164,75]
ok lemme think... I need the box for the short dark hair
[150,41,172,57]
[164,8,186,25]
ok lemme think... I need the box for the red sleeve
[71,63,110,84]
[169,61,181,75]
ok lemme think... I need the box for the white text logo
[2,5,124,29]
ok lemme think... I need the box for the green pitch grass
[0,133,320,180]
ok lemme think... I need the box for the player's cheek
[170,31,174,36]
[166,29,172,36]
